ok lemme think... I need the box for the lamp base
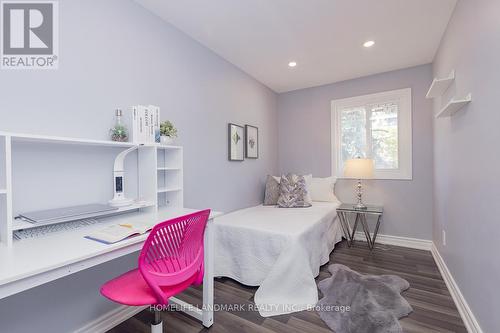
[108,198,134,207]
[355,202,368,210]
[355,179,368,210]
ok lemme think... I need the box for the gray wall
[0,1,278,332]
[432,0,500,331]
[277,64,434,240]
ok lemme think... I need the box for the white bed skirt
[214,202,343,317]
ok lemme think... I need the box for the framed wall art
[228,123,244,161]
[245,125,259,159]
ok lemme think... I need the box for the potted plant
[160,120,178,145]
[110,109,128,142]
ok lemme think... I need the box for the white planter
[160,136,174,145]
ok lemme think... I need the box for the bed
[214,201,343,317]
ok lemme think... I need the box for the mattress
[214,201,343,317]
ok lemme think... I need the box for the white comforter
[214,202,343,317]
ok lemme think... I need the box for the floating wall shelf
[426,70,455,99]
[157,187,182,193]
[435,94,472,118]
[0,189,6,194]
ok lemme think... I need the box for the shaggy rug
[317,264,412,333]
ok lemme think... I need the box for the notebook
[85,221,155,244]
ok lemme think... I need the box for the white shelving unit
[0,135,12,246]
[0,132,184,247]
[435,94,472,118]
[157,146,184,209]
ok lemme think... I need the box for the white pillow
[309,177,339,202]
[303,174,313,204]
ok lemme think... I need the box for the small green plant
[110,125,128,142]
[160,120,178,138]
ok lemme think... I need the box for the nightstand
[336,203,383,250]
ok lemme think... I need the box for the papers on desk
[85,221,155,244]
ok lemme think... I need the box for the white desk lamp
[109,146,138,207]
[343,158,374,209]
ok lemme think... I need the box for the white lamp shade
[343,158,374,179]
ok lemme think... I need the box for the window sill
[337,174,412,181]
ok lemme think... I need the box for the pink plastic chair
[100,209,211,332]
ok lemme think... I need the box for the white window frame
[331,88,412,180]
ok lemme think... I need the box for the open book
[85,221,155,244]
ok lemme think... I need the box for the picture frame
[228,123,244,161]
[245,125,259,159]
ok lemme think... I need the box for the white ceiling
[135,0,457,93]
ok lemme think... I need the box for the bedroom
[0,0,496,332]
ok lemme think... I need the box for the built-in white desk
[0,207,222,329]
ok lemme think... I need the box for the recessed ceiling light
[363,40,375,48]
[288,61,297,67]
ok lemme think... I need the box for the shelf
[157,145,182,150]
[157,167,181,171]
[0,131,137,148]
[436,94,472,118]
[426,70,455,99]
[0,131,175,149]
[157,187,182,193]
[140,143,174,147]
[0,189,6,194]
[12,201,155,231]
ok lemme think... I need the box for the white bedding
[214,202,343,317]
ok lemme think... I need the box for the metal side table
[336,203,383,250]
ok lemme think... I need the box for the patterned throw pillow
[277,173,312,208]
[264,175,281,205]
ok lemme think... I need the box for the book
[85,220,155,244]
[125,105,160,144]
[137,105,148,144]
[129,106,139,143]
[149,110,155,143]
[149,105,161,143]
[143,106,150,143]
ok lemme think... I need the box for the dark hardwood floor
[108,240,467,333]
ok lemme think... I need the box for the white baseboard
[353,233,482,333]
[431,244,483,333]
[73,304,147,333]
[353,232,432,250]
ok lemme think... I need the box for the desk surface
[0,207,222,289]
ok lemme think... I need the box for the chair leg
[151,309,163,333]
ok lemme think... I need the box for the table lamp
[109,146,138,207]
[343,158,374,209]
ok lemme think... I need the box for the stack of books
[128,105,161,144]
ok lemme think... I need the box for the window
[331,88,412,180]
